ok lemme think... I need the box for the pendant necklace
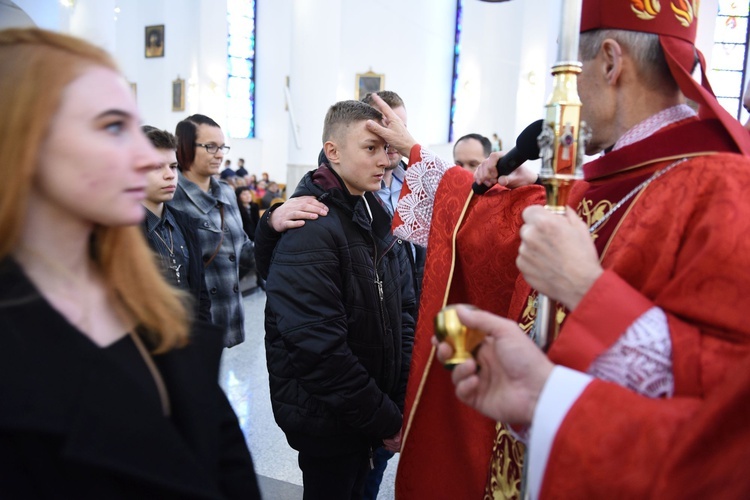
[153,224,182,284]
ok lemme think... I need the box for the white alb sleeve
[527,366,592,500]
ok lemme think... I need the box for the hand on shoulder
[268,196,328,232]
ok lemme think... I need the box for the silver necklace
[152,225,182,283]
[588,158,687,235]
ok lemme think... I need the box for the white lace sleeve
[393,147,453,247]
[587,306,674,398]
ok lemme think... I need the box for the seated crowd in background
[219,161,285,211]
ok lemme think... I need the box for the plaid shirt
[170,174,252,347]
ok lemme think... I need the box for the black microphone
[472,119,543,195]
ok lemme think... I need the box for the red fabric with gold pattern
[395,166,544,500]
[653,353,750,499]
[541,119,750,496]
[541,379,701,499]
[542,351,750,499]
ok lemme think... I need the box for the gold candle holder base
[434,305,486,369]
[539,173,577,214]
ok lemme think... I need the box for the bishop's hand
[517,205,603,310]
[435,305,554,426]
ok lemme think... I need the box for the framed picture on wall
[355,71,385,100]
[145,25,165,58]
[172,78,185,112]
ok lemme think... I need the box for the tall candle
[558,0,583,62]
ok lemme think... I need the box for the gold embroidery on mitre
[631,0,661,20]
[578,197,612,240]
[484,424,525,500]
[671,0,696,27]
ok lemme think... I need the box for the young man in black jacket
[263,100,416,499]
[139,126,211,323]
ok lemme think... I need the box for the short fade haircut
[454,133,492,158]
[142,125,177,150]
[361,90,405,110]
[174,114,221,171]
[321,100,383,144]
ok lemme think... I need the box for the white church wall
[114,0,195,135]
[8,0,62,31]
[272,0,459,190]
[455,0,555,155]
[8,0,728,184]
[338,0,457,148]
[251,0,293,184]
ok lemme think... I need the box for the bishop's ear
[600,38,624,85]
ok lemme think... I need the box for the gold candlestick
[532,4,590,351]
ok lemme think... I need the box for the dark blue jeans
[298,449,370,500]
[362,447,394,500]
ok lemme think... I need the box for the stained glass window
[712,0,750,120]
[449,0,463,142]
[227,0,256,138]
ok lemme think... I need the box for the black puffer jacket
[264,165,416,456]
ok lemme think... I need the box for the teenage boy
[140,126,211,322]
[263,100,416,499]
[360,90,424,500]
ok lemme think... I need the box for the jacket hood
[293,164,363,212]
[292,164,393,249]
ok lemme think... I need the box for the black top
[105,335,163,415]
[0,258,260,499]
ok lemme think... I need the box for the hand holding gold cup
[434,304,486,369]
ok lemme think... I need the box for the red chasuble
[394,165,544,500]
[541,352,750,499]
[539,118,750,498]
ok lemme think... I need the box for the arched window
[227,0,257,139]
[711,0,750,121]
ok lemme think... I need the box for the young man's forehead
[331,119,381,140]
[156,147,177,162]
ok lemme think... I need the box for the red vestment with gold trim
[394,163,544,500]
[538,118,750,498]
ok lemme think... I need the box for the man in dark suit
[141,126,211,322]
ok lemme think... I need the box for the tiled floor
[219,288,398,499]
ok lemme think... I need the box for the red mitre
[580,0,750,155]
[581,0,697,42]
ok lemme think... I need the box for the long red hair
[0,28,190,353]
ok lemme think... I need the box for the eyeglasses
[195,143,230,154]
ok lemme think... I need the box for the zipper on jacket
[371,237,387,325]
[374,237,399,314]
[368,218,398,392]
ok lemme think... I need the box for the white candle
[558,0,583,62]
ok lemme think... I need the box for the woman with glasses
[0,28,260,497]
[171,114,254,348]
